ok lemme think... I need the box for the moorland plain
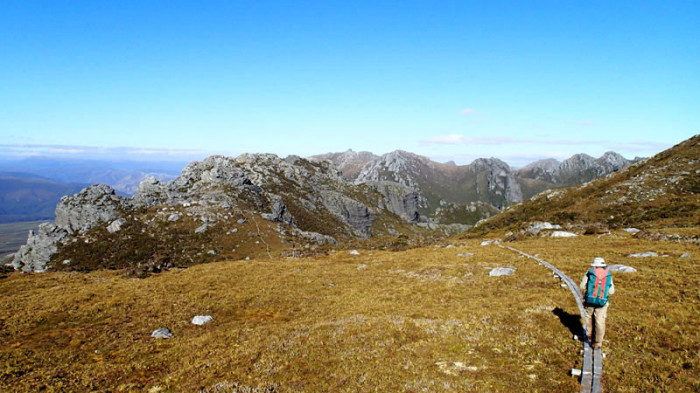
[1,233,697,392]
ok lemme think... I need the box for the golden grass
[1,233,698,392]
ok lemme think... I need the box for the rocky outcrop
[366,181,420,222]
[261,194,294,225]
[469,158,523,206]
[12,223,68,272]
[13,184,129,272]
[319,191,374,237]
[55,184,130,234]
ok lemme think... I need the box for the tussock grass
[1,234,698,392]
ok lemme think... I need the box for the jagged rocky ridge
[11,155,457,272]
[472,134,699,235]
[12,149,636,272]
[313,149,635,220]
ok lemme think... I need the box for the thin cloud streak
[420,134,609,146]
[567,120,594,126]
[0,144,217,161]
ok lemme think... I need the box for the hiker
[579,257,615,348]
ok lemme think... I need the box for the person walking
[579,257,615,348]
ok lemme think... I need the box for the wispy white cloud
[459,108,477,116]
[567,120,594,126]
[420,134,610,146]
[0,144,216,161]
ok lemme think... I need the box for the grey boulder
[191,315,213,325]
[627,252,658,258]
[107,218,127,234]
[151,328,173,339]
[489,267,515,277]
[608,264,637,273]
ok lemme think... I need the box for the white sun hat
[591,257,607,267]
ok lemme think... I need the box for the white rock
[107,218,127,234]
[357,264,368,270]
[627,252,658,257]
[489,267,515,277]
[349,249,360,255]
[445,244,455,249]
[194,223,208,234]
[167,213,181,222]
[457,253,473,257]
[623,228,641,234]
[608,264,637,273]
[191,315,213,325]
[681,253,691,258]
[62,259,71,265]
[207,250,216,255]
[151,328,172,339]
[527,221,561,234]
[550,231,577,238]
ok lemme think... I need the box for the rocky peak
[468,158,511,174]
[355,150,434,188]
[519,158,560,173]
[518,152,634,185]
[598,151,629,171]
[307,149,377,181]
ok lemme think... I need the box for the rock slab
[191,315,213,325]
[107,218,127,233]
[608,264,637,273]
[627,252,658,258]
[151,328,172,339]
[489,267,515,277]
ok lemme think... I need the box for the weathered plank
[581,341,594,393]
[592,346,604,392]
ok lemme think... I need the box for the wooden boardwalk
[498,244,603,392]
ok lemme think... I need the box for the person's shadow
[553,307,583,340]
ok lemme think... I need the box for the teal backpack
[585,267,612,307]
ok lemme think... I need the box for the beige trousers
[583,303,609,346]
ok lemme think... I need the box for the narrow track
[497,243,603,392]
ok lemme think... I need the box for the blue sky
[1,1,698,167]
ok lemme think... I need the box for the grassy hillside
[1,234,697,392]
[472,135,700,235]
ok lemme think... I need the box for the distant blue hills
[0,157,184,223]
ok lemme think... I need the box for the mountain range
[473,134,700,236]
[0,158,181,195]
[8,144,648,273]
